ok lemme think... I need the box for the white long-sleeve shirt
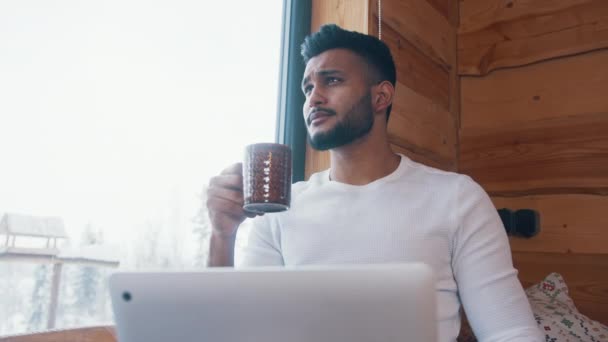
[237,154,543,342]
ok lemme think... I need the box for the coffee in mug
[243,143,292,213]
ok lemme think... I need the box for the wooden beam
[0,326,117,342]
[461,49,608,129]
[448,0,460,169]
[459,0,608,75]
[448,0,459,27]
[311,0,369,33]
[461,112,608,195]
[370,0,458,171]
[388,81,457,169]
[459,0,593,34]
[371,0,454,69]
[375,21,450,111]
[425,0,450,22]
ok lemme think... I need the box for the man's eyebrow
[301,69,342,88]
[301,75,310,89]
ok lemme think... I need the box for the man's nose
[308,86,327,107]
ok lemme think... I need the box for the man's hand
[207,163,262,238]
[206,163,263,267]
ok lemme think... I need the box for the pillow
[526,272,608,342]
[457,273,608,342]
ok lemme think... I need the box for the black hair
[300,24,396,120]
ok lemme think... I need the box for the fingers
[207,185,264,218]
[205,163,265,231]
[206,196,247,221]
[209,174,243,192]
[220,162,242,175]
[244,209,264,218]
[244,210,259,218]
[210,163,244,192]
[207,185,243,207]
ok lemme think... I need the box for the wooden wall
[305,0,460,178]
[370,0,460,172]
[459,0,608,324]
[306,0,608,325]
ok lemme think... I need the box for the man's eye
[327,77,341,84]
[303,85,313,94]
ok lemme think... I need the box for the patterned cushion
[526,273,608,342]
[456,273,608,341]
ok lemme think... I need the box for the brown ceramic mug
[243,143,292,213]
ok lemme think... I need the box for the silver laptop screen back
[110,264,437,342]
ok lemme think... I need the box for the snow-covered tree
[0,263,31,335]
[192,187,211,267]
[70,224,104,321]
[27,264,51,331]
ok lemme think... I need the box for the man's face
[301,49,375,151]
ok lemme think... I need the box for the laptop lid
[109,263,437,342]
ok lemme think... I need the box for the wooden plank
[492,195,608,255]
[371,19,451,111]
[370,1,458,172]
[459,1,608,75]
[425,0,450,22]
[448,0,459,28]
[461,50,608,129]
[448,0,459,164]
[371,0,455,69]
[388,81,457,168]
[0,326,117,342]
[461,112,608,195]
[459,0,593,34]
[513,251,608,325]
[311,0,369,33]
[449,59,460,133]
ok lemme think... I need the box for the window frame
[275,0,311,183]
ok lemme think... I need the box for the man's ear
[373,81,395,114]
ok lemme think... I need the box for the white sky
[0,1,283,246]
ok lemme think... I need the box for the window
[0,0,286,335]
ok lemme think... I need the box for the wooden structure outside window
[0,213,120,330]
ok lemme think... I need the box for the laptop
[109,263,437,342]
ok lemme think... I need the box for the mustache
[307,107,337,125]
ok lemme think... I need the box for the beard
[307,92,374,151]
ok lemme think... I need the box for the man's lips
[308,110,335,126]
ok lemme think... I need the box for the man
[206,24,542,342]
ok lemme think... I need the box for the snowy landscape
[0,0,281,336]
[0,193,253,336]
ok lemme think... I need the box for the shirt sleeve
[236,215,284,267]
[452,176,543,342]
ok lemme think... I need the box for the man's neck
[328,132,400,186]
